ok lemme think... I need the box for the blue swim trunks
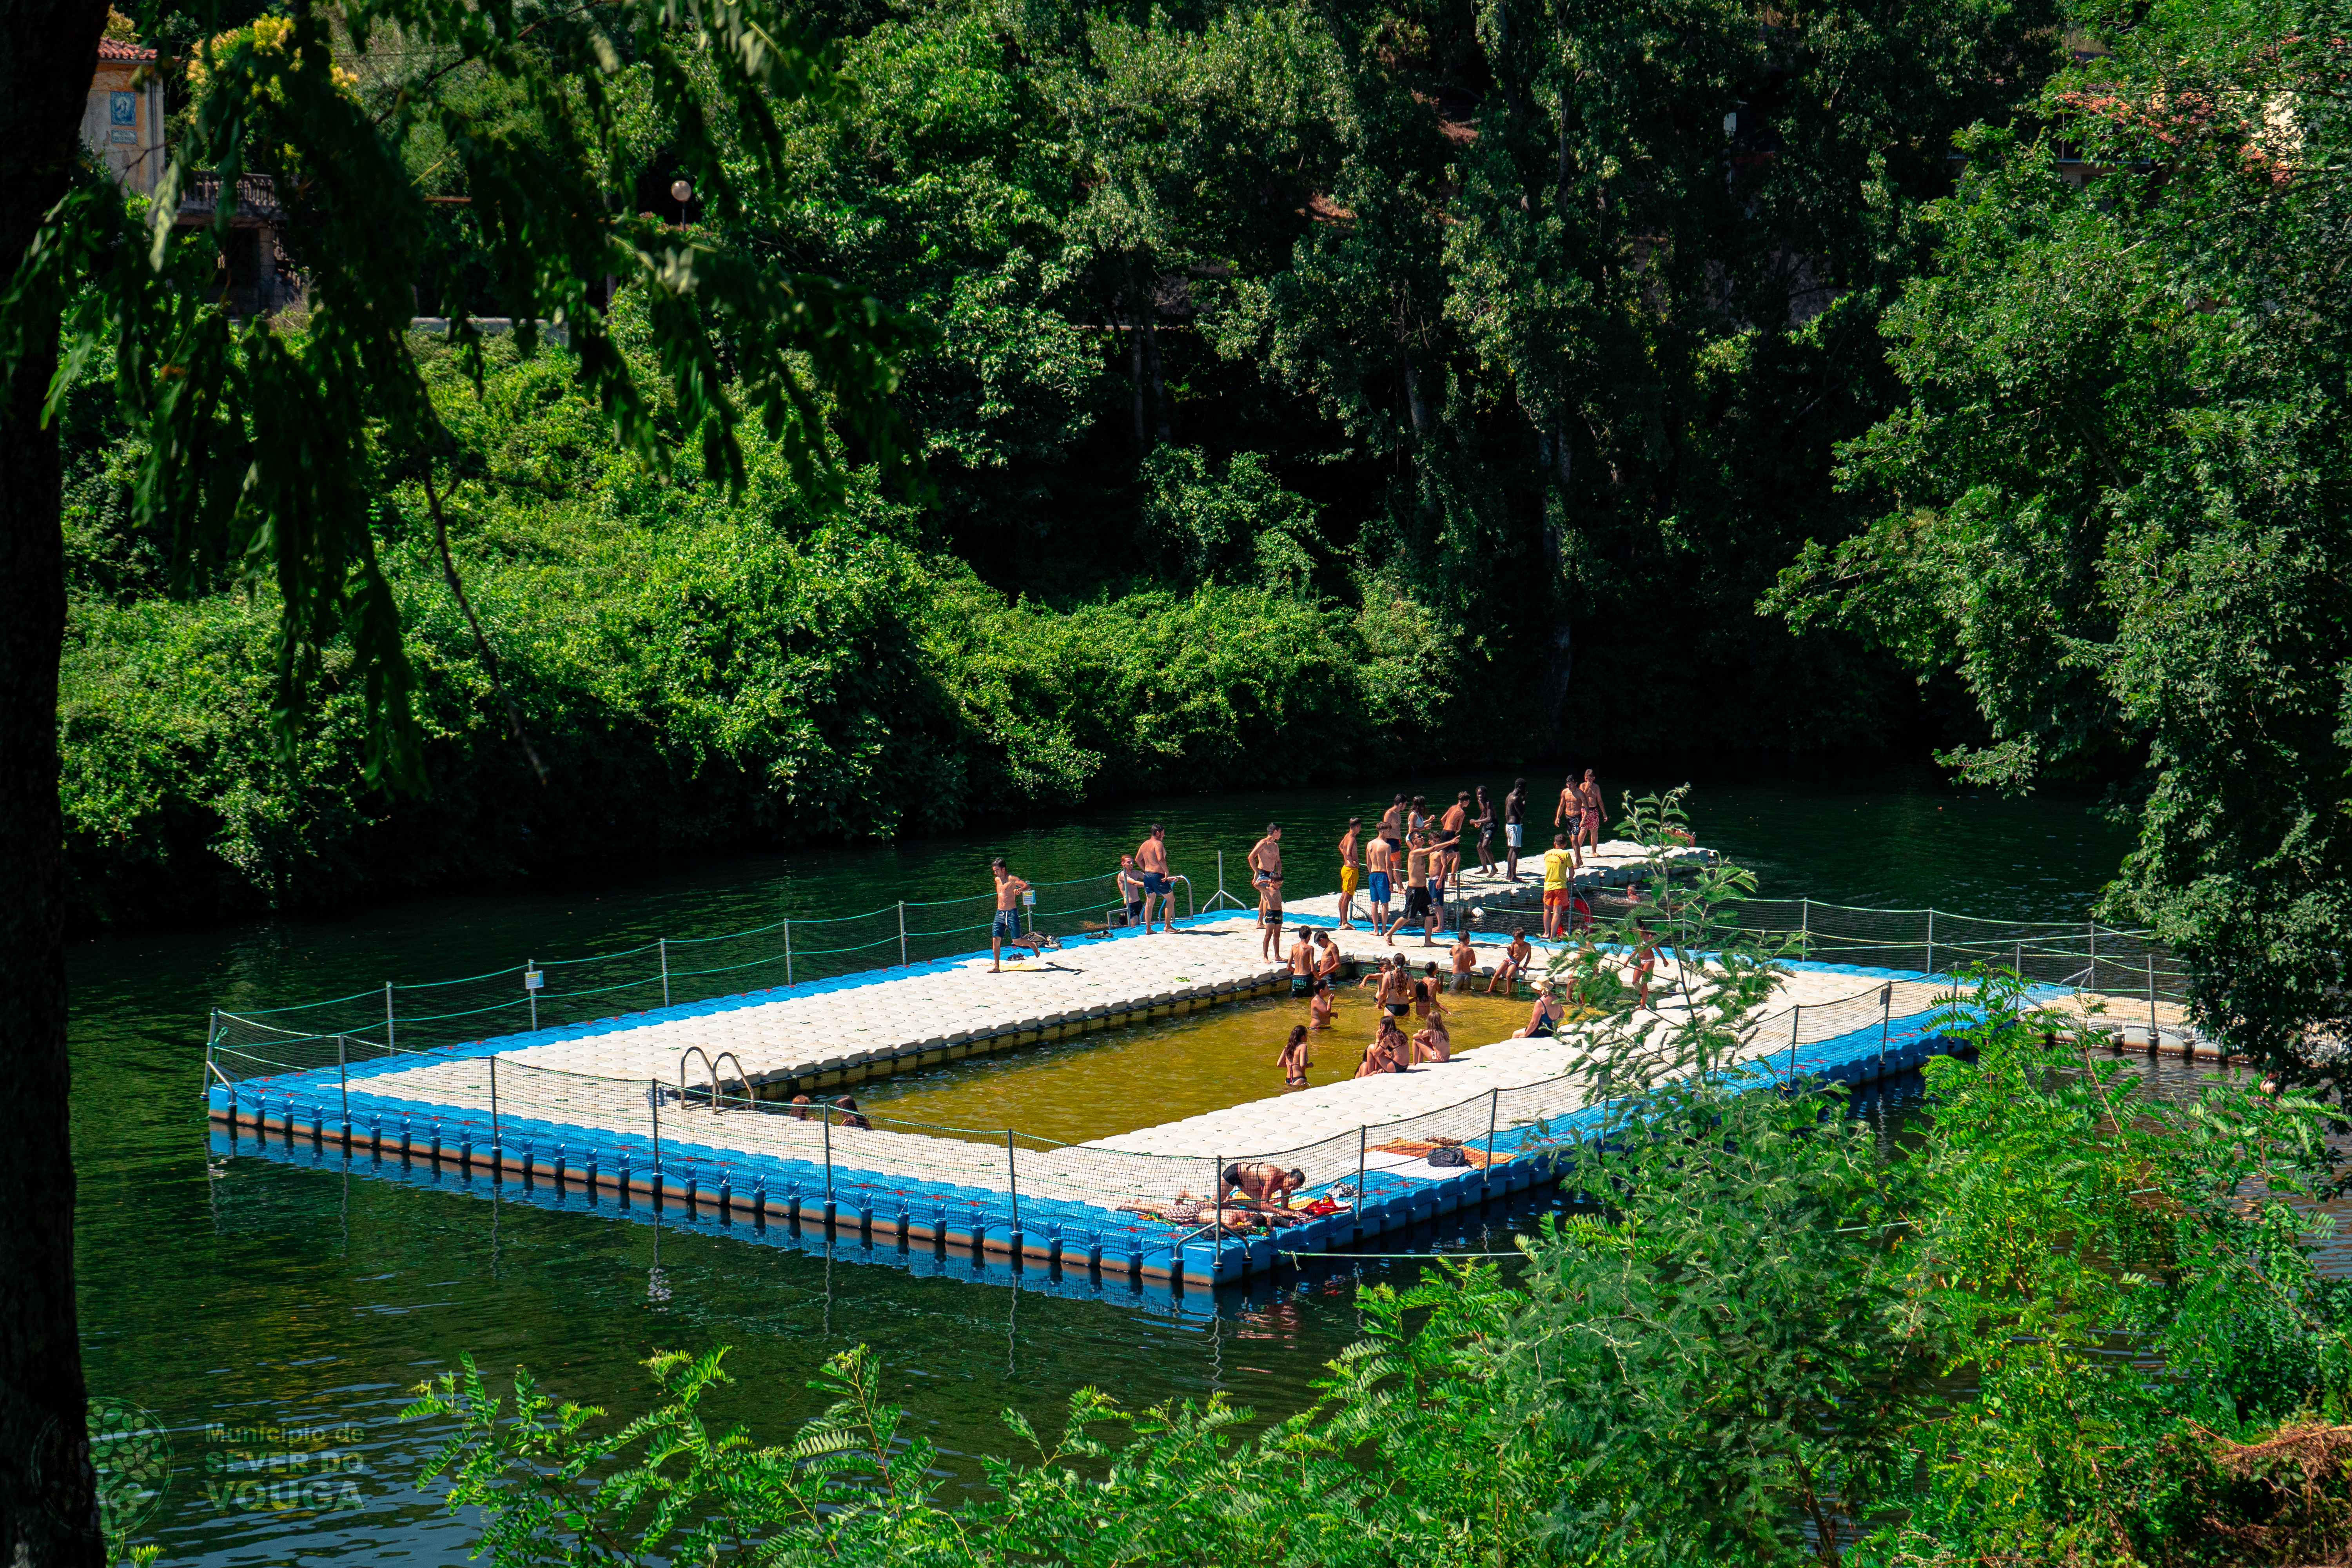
[992,909,1020,941]
[1368,871,1392,905]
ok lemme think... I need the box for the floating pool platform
[209,842,2016,1292]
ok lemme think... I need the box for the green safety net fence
[206,868,1199,1059]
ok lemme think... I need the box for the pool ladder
[679,1047,750,1112]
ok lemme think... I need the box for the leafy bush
[55,334,1461,921]
[392,808,2352,1567]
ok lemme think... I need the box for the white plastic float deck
[211,832,2004,1291]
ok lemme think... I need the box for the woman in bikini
[1514,982,1565,1039]
[1276,1024,1312,1088]
[1412,1015,1452,1064]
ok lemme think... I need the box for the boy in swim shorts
[1336,817,1363,929]
[1365,832,1396,935]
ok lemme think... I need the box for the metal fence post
[2089,920,2098,982]
[1483,1088,1500,1196]
[2147,953,2158,1040]
[1788,1005,1801,1087]
[1878,985,1892,1074]
[1924,911,1935,979]
[1799,897,1809,953]
[526,959,539,1031]
[898,902,909,967]
[385,982,396,1049]
[2014,938,2024,982]
[823,1109,833,1200]
[1355,1126,1367,1238]
[784,918,793,987]
[1211,1152,1223,1277]
[489,1054,499,1151]
[337,1034,350,1138]
[659,938,671,1008]
[1007,1130,1021,1232]
[650,1078,662,1194]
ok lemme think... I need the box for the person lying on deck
[1115,1191,1292,1231]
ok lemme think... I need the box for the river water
[76,773,2132,1563]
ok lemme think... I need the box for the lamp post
[669,177,692,225]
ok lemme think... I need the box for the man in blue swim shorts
[1365,831,1395,936]
[1134,823,1174,933]
[990,857,1031,973]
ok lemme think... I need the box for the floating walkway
[209,923,1972,1290]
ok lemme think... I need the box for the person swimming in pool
[1276,1023,1312,1087]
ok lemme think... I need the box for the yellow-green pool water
[840,982,1545,1145]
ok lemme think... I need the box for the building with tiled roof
[84,35,165,194]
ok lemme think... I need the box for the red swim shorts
[1543,888,1571,908]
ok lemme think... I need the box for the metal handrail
[679,1047,720,1112]
[711,1051,748,1107]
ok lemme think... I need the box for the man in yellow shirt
[1541,833,1575,939]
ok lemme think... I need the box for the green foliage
[53,332,1465,918]
[5,0,924,793]
[1764,0,2352,1078]
[398,825,2352,1566]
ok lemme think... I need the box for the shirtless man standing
[1503,778,1528,881]
[1365,830,1397,936]
[1287,931,1317,998]
[1135,823,1173,934]
[1399,832,1439,947]
[1578,769,1604,856]
[1311,929,1343,984]
[1336,817,1364,930]
[1554,774,1583,846]
[1249,823,1285,960]
[1448,931,1478,993]
[989,857,1031,973]
[1440,790,1470,895]
[1379,793,1408,853]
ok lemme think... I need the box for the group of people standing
[1327,771,1605,943]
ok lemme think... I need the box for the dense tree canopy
[1770,0,2352,1074]
[32,0,2074,917]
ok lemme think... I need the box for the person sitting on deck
[1487,928,1534,995]
[831,1095,871,1130]
[1357,1020,1408,1077]
[1514,982,1565,1039]
[1217,1161,1307,1211]
[1412,1016,1452,1064]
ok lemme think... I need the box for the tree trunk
[1540,419,1575,742]
[1130,305,1150,452]
[1141,311,1170,444]
[0,3,110,1564]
